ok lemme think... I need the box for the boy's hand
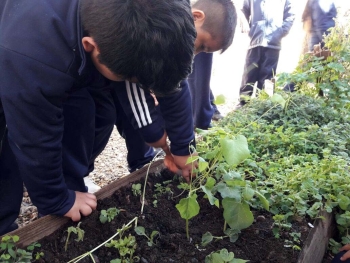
[64,191,97,221]
[340,244,350,261]
[164,152,198,182]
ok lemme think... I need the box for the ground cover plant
[277,18,350,110]
[200,92,350,258]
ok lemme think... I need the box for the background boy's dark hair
[81,0,196,96]
[192,0,237,53]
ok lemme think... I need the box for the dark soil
[35,169,310,263]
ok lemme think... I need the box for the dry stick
[140,150,164,215]
[67,217,138,263]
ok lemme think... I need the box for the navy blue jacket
[242,0,295,50]
[0,0,194,216]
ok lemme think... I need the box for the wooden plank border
[297,210,335,263]
[1,159,164,247]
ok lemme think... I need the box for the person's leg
[0,132,23,235]
[309,30,323,52]
[239,47,261,104]
[61,88,96,192]
[257,47,280,91]
[88,85,116,166]
[113,90,154,172]
[210,90,223,121]
[188,52,215,129]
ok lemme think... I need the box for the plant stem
[186,219,189,240]
[141,150,164,215]
[67,217,138,263]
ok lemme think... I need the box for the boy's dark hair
[81,0,196,96]
[192,0,237,53]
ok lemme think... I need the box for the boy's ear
[192,9,205,24]
[82,37,98,53]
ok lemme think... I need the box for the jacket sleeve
[0,47,75,216]
[115,80,195,156]
[281,0,295,37]
[114,81,165,143]
[242,0,251,22]
[158,80,195,156]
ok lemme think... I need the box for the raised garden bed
[1,160,335,263]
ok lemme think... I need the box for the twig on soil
[67,217,138,263]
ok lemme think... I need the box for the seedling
[153,182,173,198]
[200,230,240,247]
[65,222,85,251]
[134,226,159,247]
[100,207,121,224]
[106,225,139,263]
[131,183,142,196]
[152,200,158,207]
[272,214,292,239]
[205,248,248,263]
[0,235,41,263]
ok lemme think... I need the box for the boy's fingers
[340,244,350,251]
[340,250,350,261]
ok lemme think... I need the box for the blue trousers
[240,46,280,100]
[332,251,350,263]
[0,87,115,235]
[188,52,215,129]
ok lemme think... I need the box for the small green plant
[272,214,292,239]
[131,183,142,196]
[152,200,158,207]
[200,230,240,247]
[100,207,121,224]
[106,225,139,263]
[134,226,159,247]
[153,181,173,198]
[65,222,85,251]
[0,235,41,263]
[205,248,249,263]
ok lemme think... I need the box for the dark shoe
[212,109,224,121]
[234,101,245,110]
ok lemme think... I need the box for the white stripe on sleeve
[139,88,153,125]
[126,81,142,128]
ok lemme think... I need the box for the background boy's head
[191,0,237,54]
[81,0,196,96]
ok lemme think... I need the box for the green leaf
[198,157,209,172]
[176,194,200,220]
[222,199,254,230]
[217,182,241,201]
[205,177,216,189]
[99,214,108,224]
[338,195,350,210]
[220,248,234,261]
[8,247,16,259]
[255,191,270,211]
[201,232,213,246]
[214,94,226,105]
[201,185,219,207]
[220,136,250,166]
[12,236,19,243]
[224,228,240,243]
[186,155,199,165]
[207,252,225,263]
[243,187,255,201]
[270,94,286,108]
[134,226,146,236]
